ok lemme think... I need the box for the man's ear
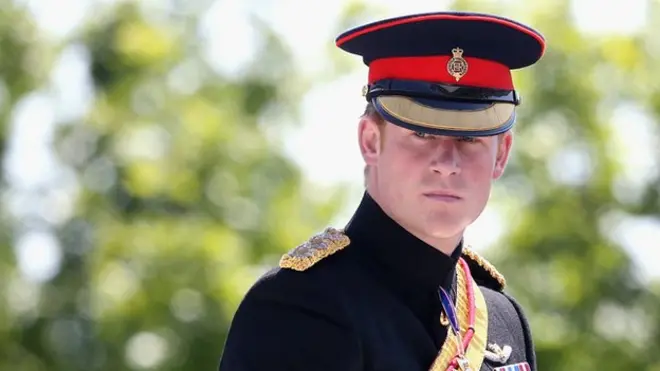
[358,117,382,167]
[492,131,513,179]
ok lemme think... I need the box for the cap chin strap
[365,79,522,106]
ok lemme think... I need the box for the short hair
[361,102,384,124]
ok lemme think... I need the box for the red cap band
[368,56,513,90]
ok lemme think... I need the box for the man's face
[359,117,513,244]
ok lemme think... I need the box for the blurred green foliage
[0,0,658,370]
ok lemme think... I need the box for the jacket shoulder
[279,227,351,272]
[220,241,361,371]
[240,227,354,308]
[462,246,506,291]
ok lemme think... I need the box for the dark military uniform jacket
[219,192,536,371]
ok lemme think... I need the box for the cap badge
[447,47,469,82]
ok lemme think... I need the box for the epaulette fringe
[462,246,506,289]
[279,228,350,271]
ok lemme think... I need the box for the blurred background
[0,0,659,369]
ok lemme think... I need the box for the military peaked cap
[336,11,546,137]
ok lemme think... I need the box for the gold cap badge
[447,47,469,82]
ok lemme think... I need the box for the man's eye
[457,136,477,143]
[414,132,434,139]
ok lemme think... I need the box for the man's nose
[430,141,461,175]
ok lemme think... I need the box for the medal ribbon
[439,287,469,362]
[429,258,488,371]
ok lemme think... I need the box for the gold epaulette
[462,246,507,290]
[279,227,350,271]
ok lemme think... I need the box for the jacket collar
[344,191,462,292]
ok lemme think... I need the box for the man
[219,11,545,371]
